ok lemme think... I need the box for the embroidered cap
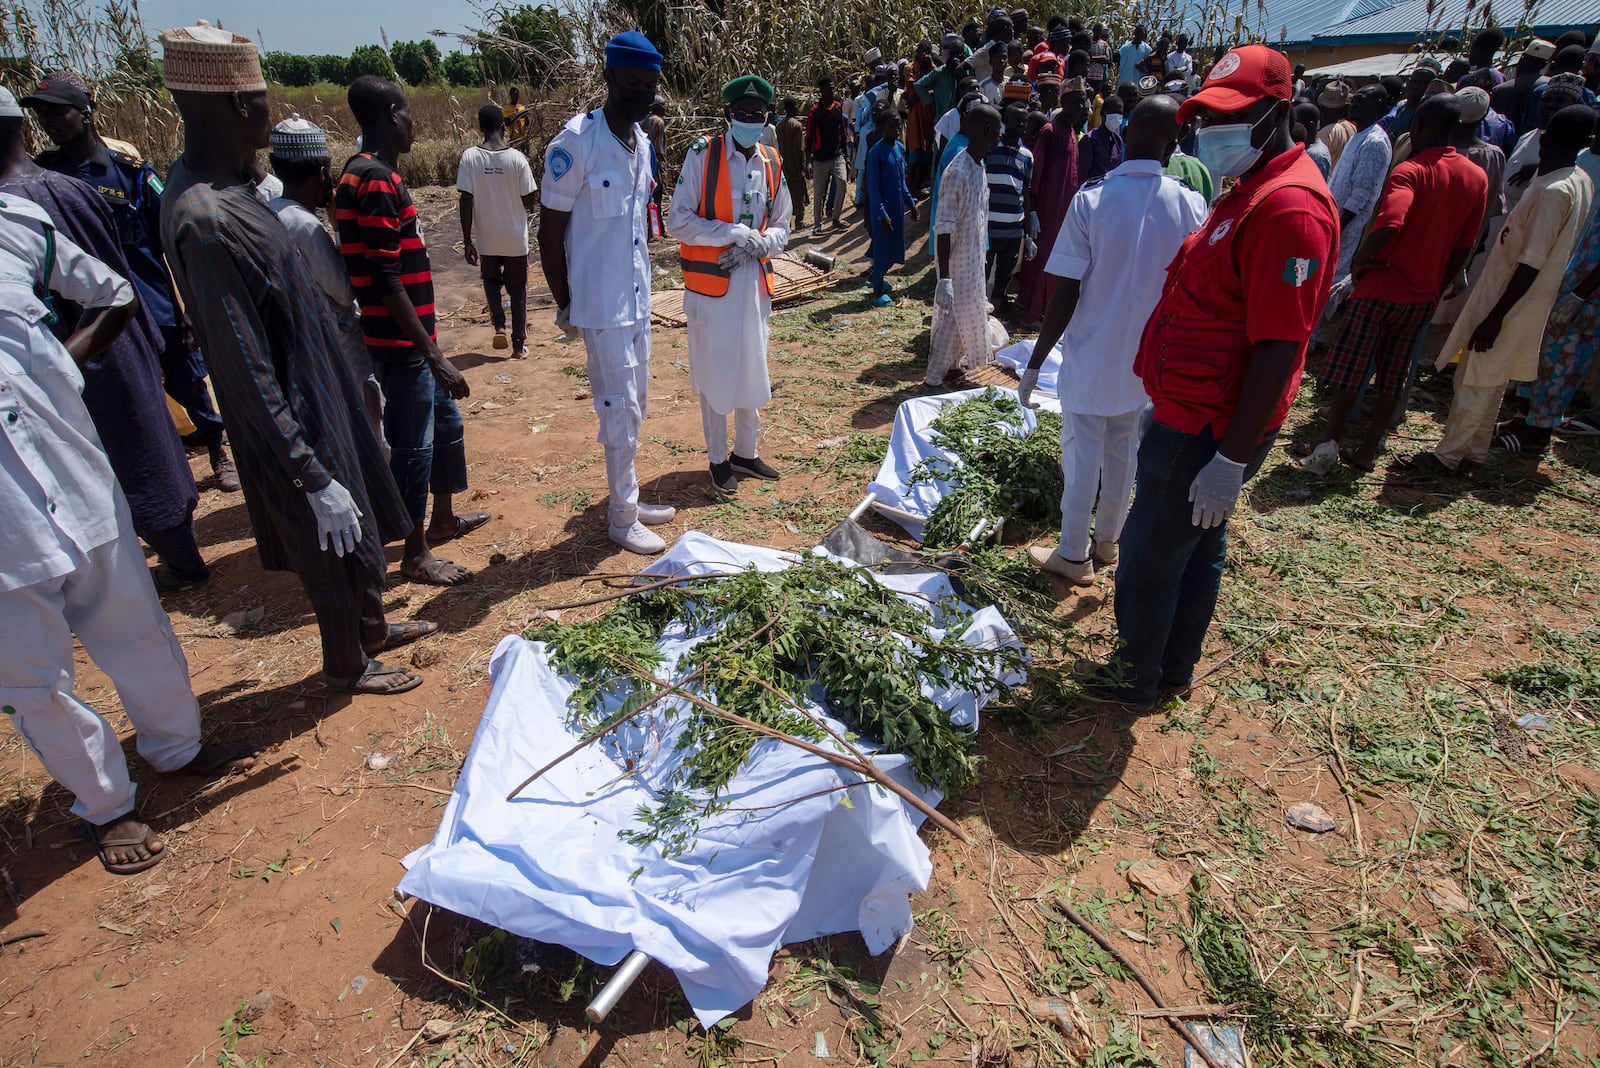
[270,113,329,159]
[1177,44,1291,123]
[160,21,266,93]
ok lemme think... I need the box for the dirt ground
[3,183,1598,1068]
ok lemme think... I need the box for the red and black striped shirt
[334,153,436,359]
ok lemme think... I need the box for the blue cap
[605,31,662,72]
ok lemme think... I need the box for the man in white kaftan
[669,75,793,494]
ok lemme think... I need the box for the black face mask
[613,86,656,123]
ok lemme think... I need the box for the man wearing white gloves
[159,22,433,695]
[1073,46,1337,709]
[539,31,678,554]
[670,75,792,495]
[1019,94,1207,586]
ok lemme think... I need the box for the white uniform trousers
[700,397,761,464]
[582,322,651,527]
[1056,407,1147,561]
[0,519,201,826]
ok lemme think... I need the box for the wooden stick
[616,655,970,843]
[505,619,777,802]
[1053,896,1231,1068]
[542,571,738,611]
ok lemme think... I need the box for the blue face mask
[1194,104,1278,179]
[730,119,766,147]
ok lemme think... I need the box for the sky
[135,0,486,57]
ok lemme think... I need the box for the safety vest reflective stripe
[679,136,778,298]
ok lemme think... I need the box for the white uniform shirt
[668,136,793,414]
[1044,159,1208,416]
[0,196,136,592]
[457,145,537,256]
[541,109,654,330]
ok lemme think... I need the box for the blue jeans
[375,359,468,524]
[1111,421,1276,703]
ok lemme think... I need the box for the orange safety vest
[679,135,780,297]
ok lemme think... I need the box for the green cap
[722,75,775,105]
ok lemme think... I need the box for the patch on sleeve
[1282,256,1319,287]
[548,147,573,181]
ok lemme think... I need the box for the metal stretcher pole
[585,950,651,1023]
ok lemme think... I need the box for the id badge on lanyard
[739,186,756,229]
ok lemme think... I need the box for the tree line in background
[259,4,573,88]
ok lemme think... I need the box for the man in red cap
[1075,45,1338,710]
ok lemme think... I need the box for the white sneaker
[636,503,677,526]
[1093,540,1118,567]
[609,521,665,555]
[1028,545,1095,585]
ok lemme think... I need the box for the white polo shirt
[1044,158,1208,416]
[541,109,654,330]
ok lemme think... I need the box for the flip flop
[93,816,166,875]
[159,740,261,778]
[363,620,439,656]
[401,556,471,587]
[325,660,424,695]
[426,512,491,546]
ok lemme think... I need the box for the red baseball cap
[1177,45,1292,123]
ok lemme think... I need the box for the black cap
[20,77,92,111]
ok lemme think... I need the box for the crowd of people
[3,10,1599,876]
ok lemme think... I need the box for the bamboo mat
[650,256,838,328]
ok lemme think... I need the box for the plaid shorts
[1320,297,1434,396]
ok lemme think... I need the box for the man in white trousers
[669,75,792,494]
[538,31,678,554]
[1020,94,1208,585]
[0,182,256,876]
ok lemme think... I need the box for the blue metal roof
[1309,0,1600,42]
[1223,0,1598,47]
[1216,0,1406,47]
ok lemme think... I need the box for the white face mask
[1194,104,1278,179]
[1103,114,1123,135]
[729,119,766,148]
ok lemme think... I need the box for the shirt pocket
[588,171,627,219]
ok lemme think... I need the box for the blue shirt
[984,141,1033,239]
[36,146,177,328]
[1117,41,1151,85]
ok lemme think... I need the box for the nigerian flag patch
[1283,257,1319,287]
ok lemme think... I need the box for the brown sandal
[93,816,166,875]
[363,620,438,655]
[326,660,424,695]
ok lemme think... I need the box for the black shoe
[709,461,738,495]
[1071,658,1157,712]
[730,453,780,480]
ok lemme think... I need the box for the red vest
[1134,147,1338,439]
[678,136,780,297]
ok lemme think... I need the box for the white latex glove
[935,277,955,310]
[306,479,364,557]
[1023,235,1038,261]
[1328,274,1354,304]
[1188,453,1247,529]
[718,245,754,271]
[739,227,768,258]
[556,304,579,340]
[727,223,752,250]
[1549,291,1587,332]
[1017,366,1041,409]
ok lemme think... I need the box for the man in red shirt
[1076,45,1339,709]
[1306,95,1487,471]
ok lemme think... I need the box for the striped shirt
[984,142,1033,240]
[335,153,435,359]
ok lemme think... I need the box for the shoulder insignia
[691,135,709,152]
[548,146,574,181]
[107,148,148,170]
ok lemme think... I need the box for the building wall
[1287,40,1425,69]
